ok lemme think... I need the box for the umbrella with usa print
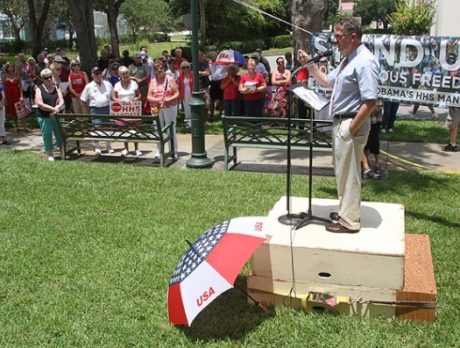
[167,216,267,326]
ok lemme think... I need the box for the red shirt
[221,75,240,101]
[178,73,193,101]
[174,57,186,71]
[297,68,309,82]
[69,71,86,95]
[240,72,265,101]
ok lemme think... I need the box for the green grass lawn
[381,118,448,144]
[0,150,459,347]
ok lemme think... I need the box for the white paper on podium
[291,85,330,111]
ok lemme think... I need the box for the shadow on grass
[180,276,275,341]
[406,210,460,229]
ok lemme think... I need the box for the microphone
[302,50,333,67]
[291,50,333,80]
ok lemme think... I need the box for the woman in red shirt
[68,60,89,114]
[238,58,266,116]
[220,64,241,116]
[4,62,26,132]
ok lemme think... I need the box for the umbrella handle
[234,283,266,312]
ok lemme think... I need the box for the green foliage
[387,0,435,35]
[323,0,340,27]
[121,0,177,38]
[353,0,397,28]
[0,39,27,53]
[170,0,289,45]
[226,39,266,54]
[271,34,292,49]
[0,151,459,346]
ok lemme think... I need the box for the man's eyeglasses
[334,33,352,41]
[43,75,52,80]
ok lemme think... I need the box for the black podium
[278,84,333,229]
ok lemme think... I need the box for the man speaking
[298,17,379,233]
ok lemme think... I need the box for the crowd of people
[0,43,457,163]
[0,45,295,160]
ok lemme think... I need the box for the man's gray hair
[335,17,363,39]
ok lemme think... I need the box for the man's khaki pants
[332,118,370,230]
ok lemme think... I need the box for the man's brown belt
[334,112,357,120]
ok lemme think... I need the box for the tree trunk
[68,27,74,49]
[290,0,327,65]
[67,0,98,75]
[26,0,51,57]
[11,25,22,43]
[199,0,207,43]
[105,0,124,59]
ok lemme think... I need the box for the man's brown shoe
[329,212,340,221]
[325,222,359,233]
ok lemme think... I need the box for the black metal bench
[57,113,175,166]
[222,116,333,170]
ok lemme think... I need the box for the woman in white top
[112,65,142,157]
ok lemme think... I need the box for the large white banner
[310,34,460,107]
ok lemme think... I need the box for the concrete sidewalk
[1,105,459,174]
[2,131,459,175]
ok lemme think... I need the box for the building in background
[431,0,460,36]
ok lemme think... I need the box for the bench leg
[232,147,237,167]
[224,148,229,171]
[61,141,67,160]
[76,140,82,155]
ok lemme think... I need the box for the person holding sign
[297,17,379,233]
[34,68,65,161]
[112,65,143,157]
[147,60,179,160]
[238,58,266,117]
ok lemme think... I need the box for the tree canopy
[387,0,435,35]
[121,0,174,39]
[353,0,397,29]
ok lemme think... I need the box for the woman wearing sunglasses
[34,68,65,161]
[147,60,180,159]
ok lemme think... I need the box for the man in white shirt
[209,51,227,120]
[80,67,114,155]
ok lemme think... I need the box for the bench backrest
[222,116,333,149]
[57,113,169,143]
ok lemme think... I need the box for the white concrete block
[252,197,405,289]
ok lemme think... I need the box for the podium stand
[278,84,333,229]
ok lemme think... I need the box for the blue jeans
[90,106,111,126]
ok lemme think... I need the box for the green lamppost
[186,0,213,169]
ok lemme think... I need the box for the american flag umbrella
[167,216,267,326]
[215,49,246,66]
